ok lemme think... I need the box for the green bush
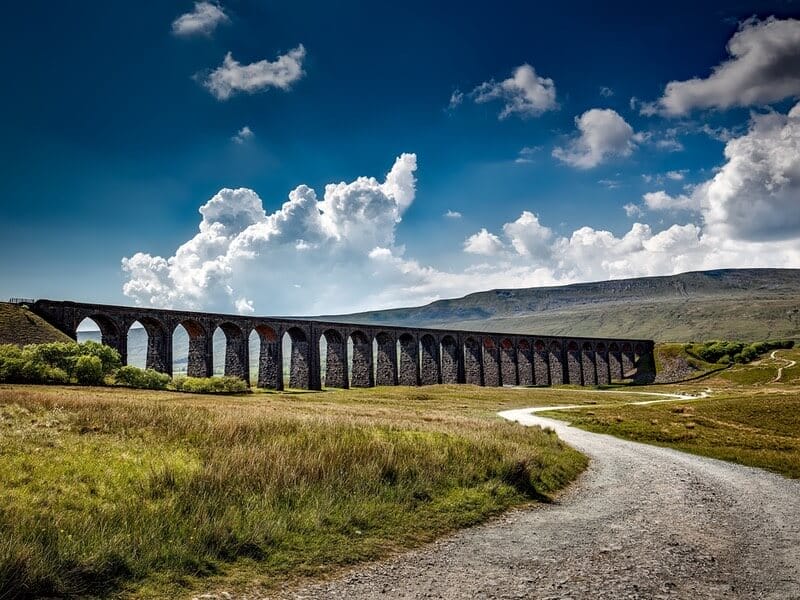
[171,376,248,394]
[687,339,796,366]
[0,341,121,385]
[74,355,104,385]
[114,366,170,390]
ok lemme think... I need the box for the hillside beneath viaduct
[332,269,800,342]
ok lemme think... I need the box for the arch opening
[213,322,248,382]
[126,320,147,370]
[77,315,123,361]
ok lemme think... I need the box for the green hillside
[0,302,73,345]
[331,269,800,342]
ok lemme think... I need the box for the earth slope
[331,269,800,342]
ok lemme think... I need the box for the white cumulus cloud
[472,64,557,119]
[553,108,636,168]
[464,229,504,255]
[172,1,229,37]
[123,154,417,314]
[643,190,698,212]
[203,45,306,100]
[644,17,800,116]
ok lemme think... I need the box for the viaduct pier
[28,300,655,390]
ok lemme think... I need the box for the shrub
[114,366,170,390]
[0,341,120,385]
[688,339,796,366]
[74,355,104,385]
[171,376,248,394]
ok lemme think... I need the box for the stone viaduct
[29,300,655,390]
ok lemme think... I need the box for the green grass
[541,348,800,478]
[0,384,587,599]
[0,303,72,346]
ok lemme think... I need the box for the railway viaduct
[28,300,655,390]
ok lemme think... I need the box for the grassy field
[0,384,597,600]
[541,347,800,478]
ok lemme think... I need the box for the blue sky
[2,1,800,315]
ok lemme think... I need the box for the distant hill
[329,269,800,342]
[0,302,73,346]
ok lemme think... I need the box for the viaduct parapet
[28,300,656,390]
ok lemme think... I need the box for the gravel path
[276,406,800,600]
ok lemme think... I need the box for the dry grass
[543,348,800,479]
[0,384,588,599]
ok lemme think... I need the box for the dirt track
[278,408,800,599]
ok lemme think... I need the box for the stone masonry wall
[398,336,418,386]
[464,339,482,385]
[29,300,654,391]
[420,335,439,385]
[441,337,459,384]
[517,341,533,386]
[375,334,397,386]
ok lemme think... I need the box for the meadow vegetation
[542,346,800,478]
[0,384,588,599]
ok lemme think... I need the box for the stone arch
[463,337,483,385]
[548,341,564,385]
[349,330,373,387]
[77,314,124,362]
[420,334,439,385]
[517,339,533,386]
[254,323,282,389]
[595,342,610,385]
[285,327,310,389]
[500,338,517,386]
[581,341,597,386]
[375,332,397,386]
[173,319,211,378]
[397,333,418,386]
[440,335,459,384]
[533,340,550,385]
[125,320,147,370]
[131,316,171,374]
[608,342,623,381]
[214,322,248,382]
[483,337,501,387]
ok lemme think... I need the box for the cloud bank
[123,102,800,315]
